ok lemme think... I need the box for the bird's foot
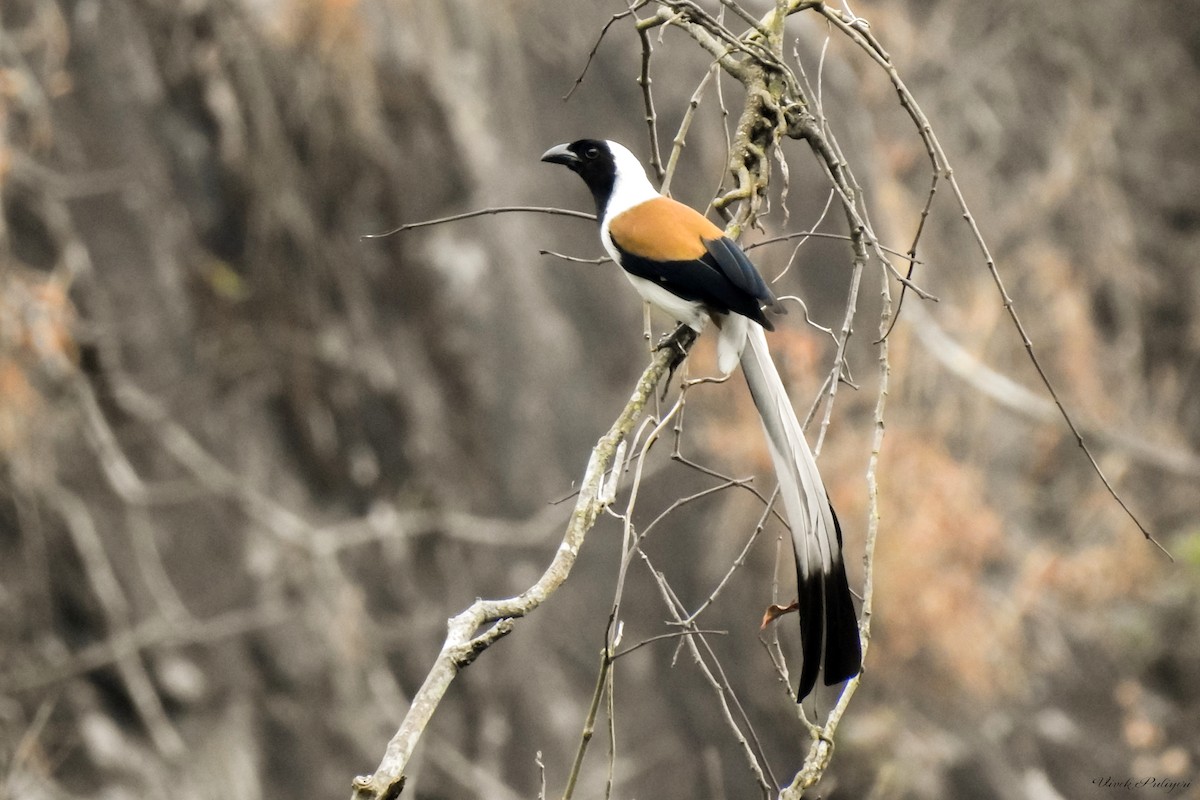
[654,325,697,396]
[653,329,688,358]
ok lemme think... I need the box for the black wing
[613,235,781,329]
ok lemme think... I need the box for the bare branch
[612,628,729,660]
[350,325,697,800]
[780,199,892,799]
[906,302,1200,478]
[678,487,779,623]
[562,648,611,800]
[817,2,1172,558]
[640,552,777,796]
[635,14,665,182]
[563,5,644,101]
[661,62,718,196]
[539,249,610,264]
[361,206,595,239]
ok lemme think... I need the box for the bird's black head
[541,139,618,217]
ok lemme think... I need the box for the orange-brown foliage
[0,271,76,453]
[872,429,1022,702]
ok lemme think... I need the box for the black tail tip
[794,560,863,701]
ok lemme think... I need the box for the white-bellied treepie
[542,138,861,700]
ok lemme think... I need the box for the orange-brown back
[607,196,724,262]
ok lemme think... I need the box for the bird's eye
[584,147,599,159]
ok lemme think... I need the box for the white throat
[601,140,660,220]
[594,142,710,331]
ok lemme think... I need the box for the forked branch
[349,326,696,800]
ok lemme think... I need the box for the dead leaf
[760,600,798,630]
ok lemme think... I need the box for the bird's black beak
[540,143,580,167]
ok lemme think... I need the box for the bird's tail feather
[716,313,748,376]
[739,324,862,700]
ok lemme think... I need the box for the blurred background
[1,0,1198,798]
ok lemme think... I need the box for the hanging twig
[816,3,1172,559]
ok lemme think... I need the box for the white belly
[599,219,709,331]
[622,272,709,331]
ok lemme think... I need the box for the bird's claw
[653,330,688,358]
[654,325,694,397]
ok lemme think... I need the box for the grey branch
[350,326,697,800]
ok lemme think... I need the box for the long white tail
[739,324,861,699]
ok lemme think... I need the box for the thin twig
[647,3,883,795]
[818,3,1172,559]
[774,294,837,342]
[536,752,547,800]
[539,250,610,264]
[610,395,688,628]
[350,326,698,800]
[562,649,612,800]
[780,201,891,799]
[638,551,775,797]
[635,16,666,182]
[604,653,617,800]
[771,188,835,283]
[563,6,644,100]
[662,62,718,196]
[361,206,595,239]
[612,628,729,660]
[876,154,939,343]
[719,0,772,38]
[679,486,778,623]
[751,226,922,263]
[670,452,787,529]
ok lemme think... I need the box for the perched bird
[542,139,861,700]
